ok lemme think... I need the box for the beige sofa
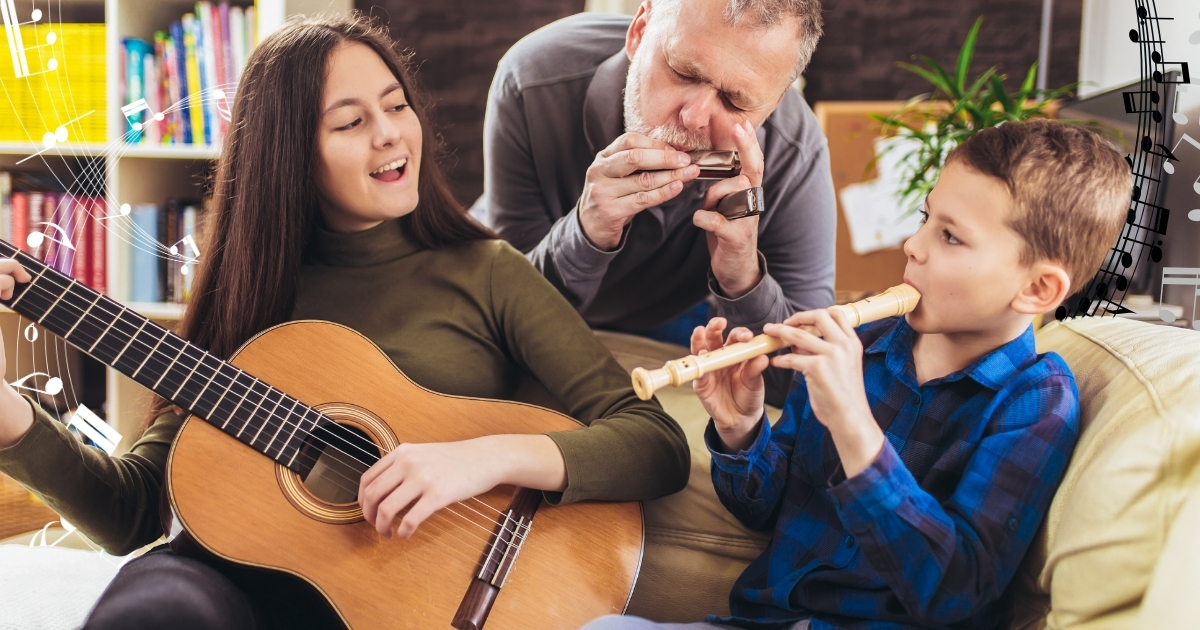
[595,316,1200,628]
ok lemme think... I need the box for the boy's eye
[918,209,929,224]
[943,229,961,245]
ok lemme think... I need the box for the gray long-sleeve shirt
[470,13,837,403]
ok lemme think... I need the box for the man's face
[623,0,803,151]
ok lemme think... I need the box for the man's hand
[765,309,884,478]
[694,120,766,298]
[579,133,700,251]
[691,317,769,453]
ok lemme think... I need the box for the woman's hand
[691,317,768,453]
[358,433,566,539]
[0,258,35,449]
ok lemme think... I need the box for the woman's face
[315,42,423,233]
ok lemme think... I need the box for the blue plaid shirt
[705,316,1079,629]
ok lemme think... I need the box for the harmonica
[633,150,742,180]
[687,150,741,179]
[715,187,763,220]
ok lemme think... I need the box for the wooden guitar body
[165,321,644,629]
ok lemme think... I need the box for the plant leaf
[955,17,984,93]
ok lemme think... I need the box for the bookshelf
[1,0,352,450]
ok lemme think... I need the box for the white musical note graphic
[13,110,96,165]
[120,98,164,132]
[94,202,132,223]
[170,234,201,275]
[1158,267,1200,330]
[23,322,37,342]
[26,221,75,251]
[9,371,63,396]
[65,404,120,455]
[1,0,57,78]
[214,88,232,122]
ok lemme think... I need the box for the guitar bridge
[451,488,541,630]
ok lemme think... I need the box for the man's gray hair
[646,0,824,82]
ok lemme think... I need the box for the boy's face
[902,160,1038,335]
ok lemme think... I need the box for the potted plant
[870,16,1081,216]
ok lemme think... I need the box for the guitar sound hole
[296,423,382,505]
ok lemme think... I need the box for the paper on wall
[839,135,929,255]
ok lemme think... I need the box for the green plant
[870,16,1079,215]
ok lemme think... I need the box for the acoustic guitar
[0,239,643,629]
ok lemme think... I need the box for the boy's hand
[691,317,768,453]
[765,309,884,478]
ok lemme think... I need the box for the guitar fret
[188,355,221,411]
[266,397,302,459]
[220,371,255,431]
[250,389,286,448]
[64,293,102,340]
[284,408,317,467]
[112,319,147,365]
[37,278,76,325]
[153,340,189,391]
[203,365,239,429]
[88,305,126,354]
[133,329,170,380]
[236,379,271,439]
[8,266,46,308]
[170,351,205,402]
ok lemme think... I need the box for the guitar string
[13,284,547,576]
[8,258,542,549]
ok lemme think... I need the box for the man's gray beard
[622,45,713,151]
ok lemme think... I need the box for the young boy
[584,120,1131,629]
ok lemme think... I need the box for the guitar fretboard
[0,239,329,473]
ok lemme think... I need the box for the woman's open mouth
[369,158,408,183]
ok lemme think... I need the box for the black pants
[83,546,343,630]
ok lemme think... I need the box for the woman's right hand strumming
[0,258,35,449]
[691,317,769,453]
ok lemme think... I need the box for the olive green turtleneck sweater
[0,218,689,555]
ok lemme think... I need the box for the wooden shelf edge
[0,142,219,160]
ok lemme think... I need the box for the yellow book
[182,14,205,145]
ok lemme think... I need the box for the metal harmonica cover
[715,186,764,220]
[687,150,741,179]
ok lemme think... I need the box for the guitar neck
[0,239,317,471]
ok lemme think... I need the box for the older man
[471,0,834,405]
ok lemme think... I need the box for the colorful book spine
[229,6,245,84]
[130,204,161,303]
[143,54,161,145]
[72,199,91,285]
[39,193,57,263]
[182,15,205,145]
[90,198,106,295]
[27,192,44,258]
[220,3,234,89]
[210,1,228,141]
[0,172,10,243]
[11,193,27,253]
[246,5,255,50]
[122,38,152,143]
[49,194,75,274]
[170,21,191,145]
[181,204,197,301]
[194,4,216,146]
[153,32,172,144]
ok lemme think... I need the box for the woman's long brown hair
[149,13,492,420]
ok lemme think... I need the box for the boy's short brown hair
[945,119,1131,293]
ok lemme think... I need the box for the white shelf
[126,301,187,320]
[0,142,219,160]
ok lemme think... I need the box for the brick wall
[357,1,584,205]
[803,0,1083,103]
[357,0,1082,203]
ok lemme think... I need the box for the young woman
[0,14,688,629]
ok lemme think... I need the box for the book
[89,198,106,295]
[182,15,205,145]
[11,192,27,252]
[122,38,153,143]
[130,204,161,303]
[143,51,161,145]
[27,192,43,258]
[0,172,10,243]
[194,4,217,145]
[210,2,228,141]
[229,6,245,85]
[181,204,198,301]
[72,199,91,286]
[171,20,193,145]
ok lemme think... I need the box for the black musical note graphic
[1060,1,1192,320]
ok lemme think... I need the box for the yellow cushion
[1006,318,1200,629]
[593,331,774,622]
[1137,469,1200,629]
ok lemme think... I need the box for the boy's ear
[1012,262,1071,315]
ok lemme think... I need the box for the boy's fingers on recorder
[764,319,829,356]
